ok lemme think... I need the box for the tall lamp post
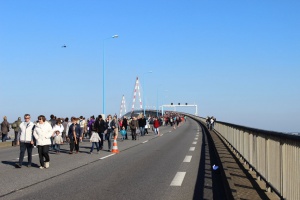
[102,35,118,117]
[142,71,152,116]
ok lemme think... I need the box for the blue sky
[0,0,299,132]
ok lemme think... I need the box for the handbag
[136,128,141,134]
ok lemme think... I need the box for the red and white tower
[131,77,143,112]
[119,95,126,117]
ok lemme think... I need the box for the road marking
[169,131,172,132]
[16,154,39,160]
[99,154,115,160]
[189,147,195,151]
[170,172,186,186]
[194,138,198,140]
[183,156,192,162]
[160,134,164,136]
[142,140,148,144]
[192,141,197,145]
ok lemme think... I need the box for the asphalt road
[0,118,212,200]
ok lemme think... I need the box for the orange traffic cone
[111,137,119,153]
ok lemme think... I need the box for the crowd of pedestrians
[0,112,186,170]
[206,116,216,130]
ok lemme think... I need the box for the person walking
[129,116,138,140]
[62,118,69,142]
[11,117,22,146]
[140,115,147,136]
[113,116,119,140]
[33,115,53,169]
[105,115,115,152]
[122,116,128,139]
[153,117,160,135]
[67,117,82,154]
[1,116,10,142]
[89,127,101,154]
[15,114,35,168]
[105,115,116,152]
[94,115,106,150]
[120,126,127,141]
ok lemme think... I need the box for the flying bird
[62,44,67,48]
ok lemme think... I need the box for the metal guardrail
[198,117,300,200]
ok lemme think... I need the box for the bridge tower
[119,95,126,117]
[131,77,143,113]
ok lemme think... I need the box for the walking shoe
[44,162,49,169]
[75,151,78,154]
[39,166,44,169]
[69,151,73,154]
[15,163,22,168]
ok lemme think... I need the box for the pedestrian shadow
[2,161,39,168]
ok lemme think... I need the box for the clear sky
[0,0,299,132]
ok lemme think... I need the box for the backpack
[12,123,17,128]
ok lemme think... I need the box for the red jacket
[153,119,160,128]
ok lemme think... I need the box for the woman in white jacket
[33,115,53,169]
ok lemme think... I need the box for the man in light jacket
[15,114,35,168]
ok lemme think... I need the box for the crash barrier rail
[197,117,299,200]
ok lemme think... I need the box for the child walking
[120,126,127,141]
[53,130,63,154]
[90,127,101,154]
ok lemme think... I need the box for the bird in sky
[62,44,67,48]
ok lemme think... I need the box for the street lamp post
[102,35,118,117]
[142,71,152,116]
[157,89,168,117]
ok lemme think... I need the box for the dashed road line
[170,172,186,186]
[99,154,115,160]
[142,140,148,144]
[192,141,197,145]
[194,138,198,140]
[189,147,195,151]
[183,155,192,162]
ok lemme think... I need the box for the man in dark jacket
[138,115,147,136]
[67,117,82,154]
[94,115,106,150]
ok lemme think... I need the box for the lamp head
[112,35,119,38]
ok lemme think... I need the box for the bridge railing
[198,117,299,200]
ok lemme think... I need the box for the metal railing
[198,118,300,200]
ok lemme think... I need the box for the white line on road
[194,138,198,140]
[142,140,148,144]
[160,134,164,136]
[99,154,115,160]
[169,131,172,132]
[192,142,197,145]
[189,147,195,151]
[183,156,192,162]
[170,172,186,186]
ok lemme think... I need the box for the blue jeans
[19,142,33,166]
[105,132,112,150]
[54,144,60,152]
[140,127,145,136]
[90,142,99,152]
[2,133,7,142]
